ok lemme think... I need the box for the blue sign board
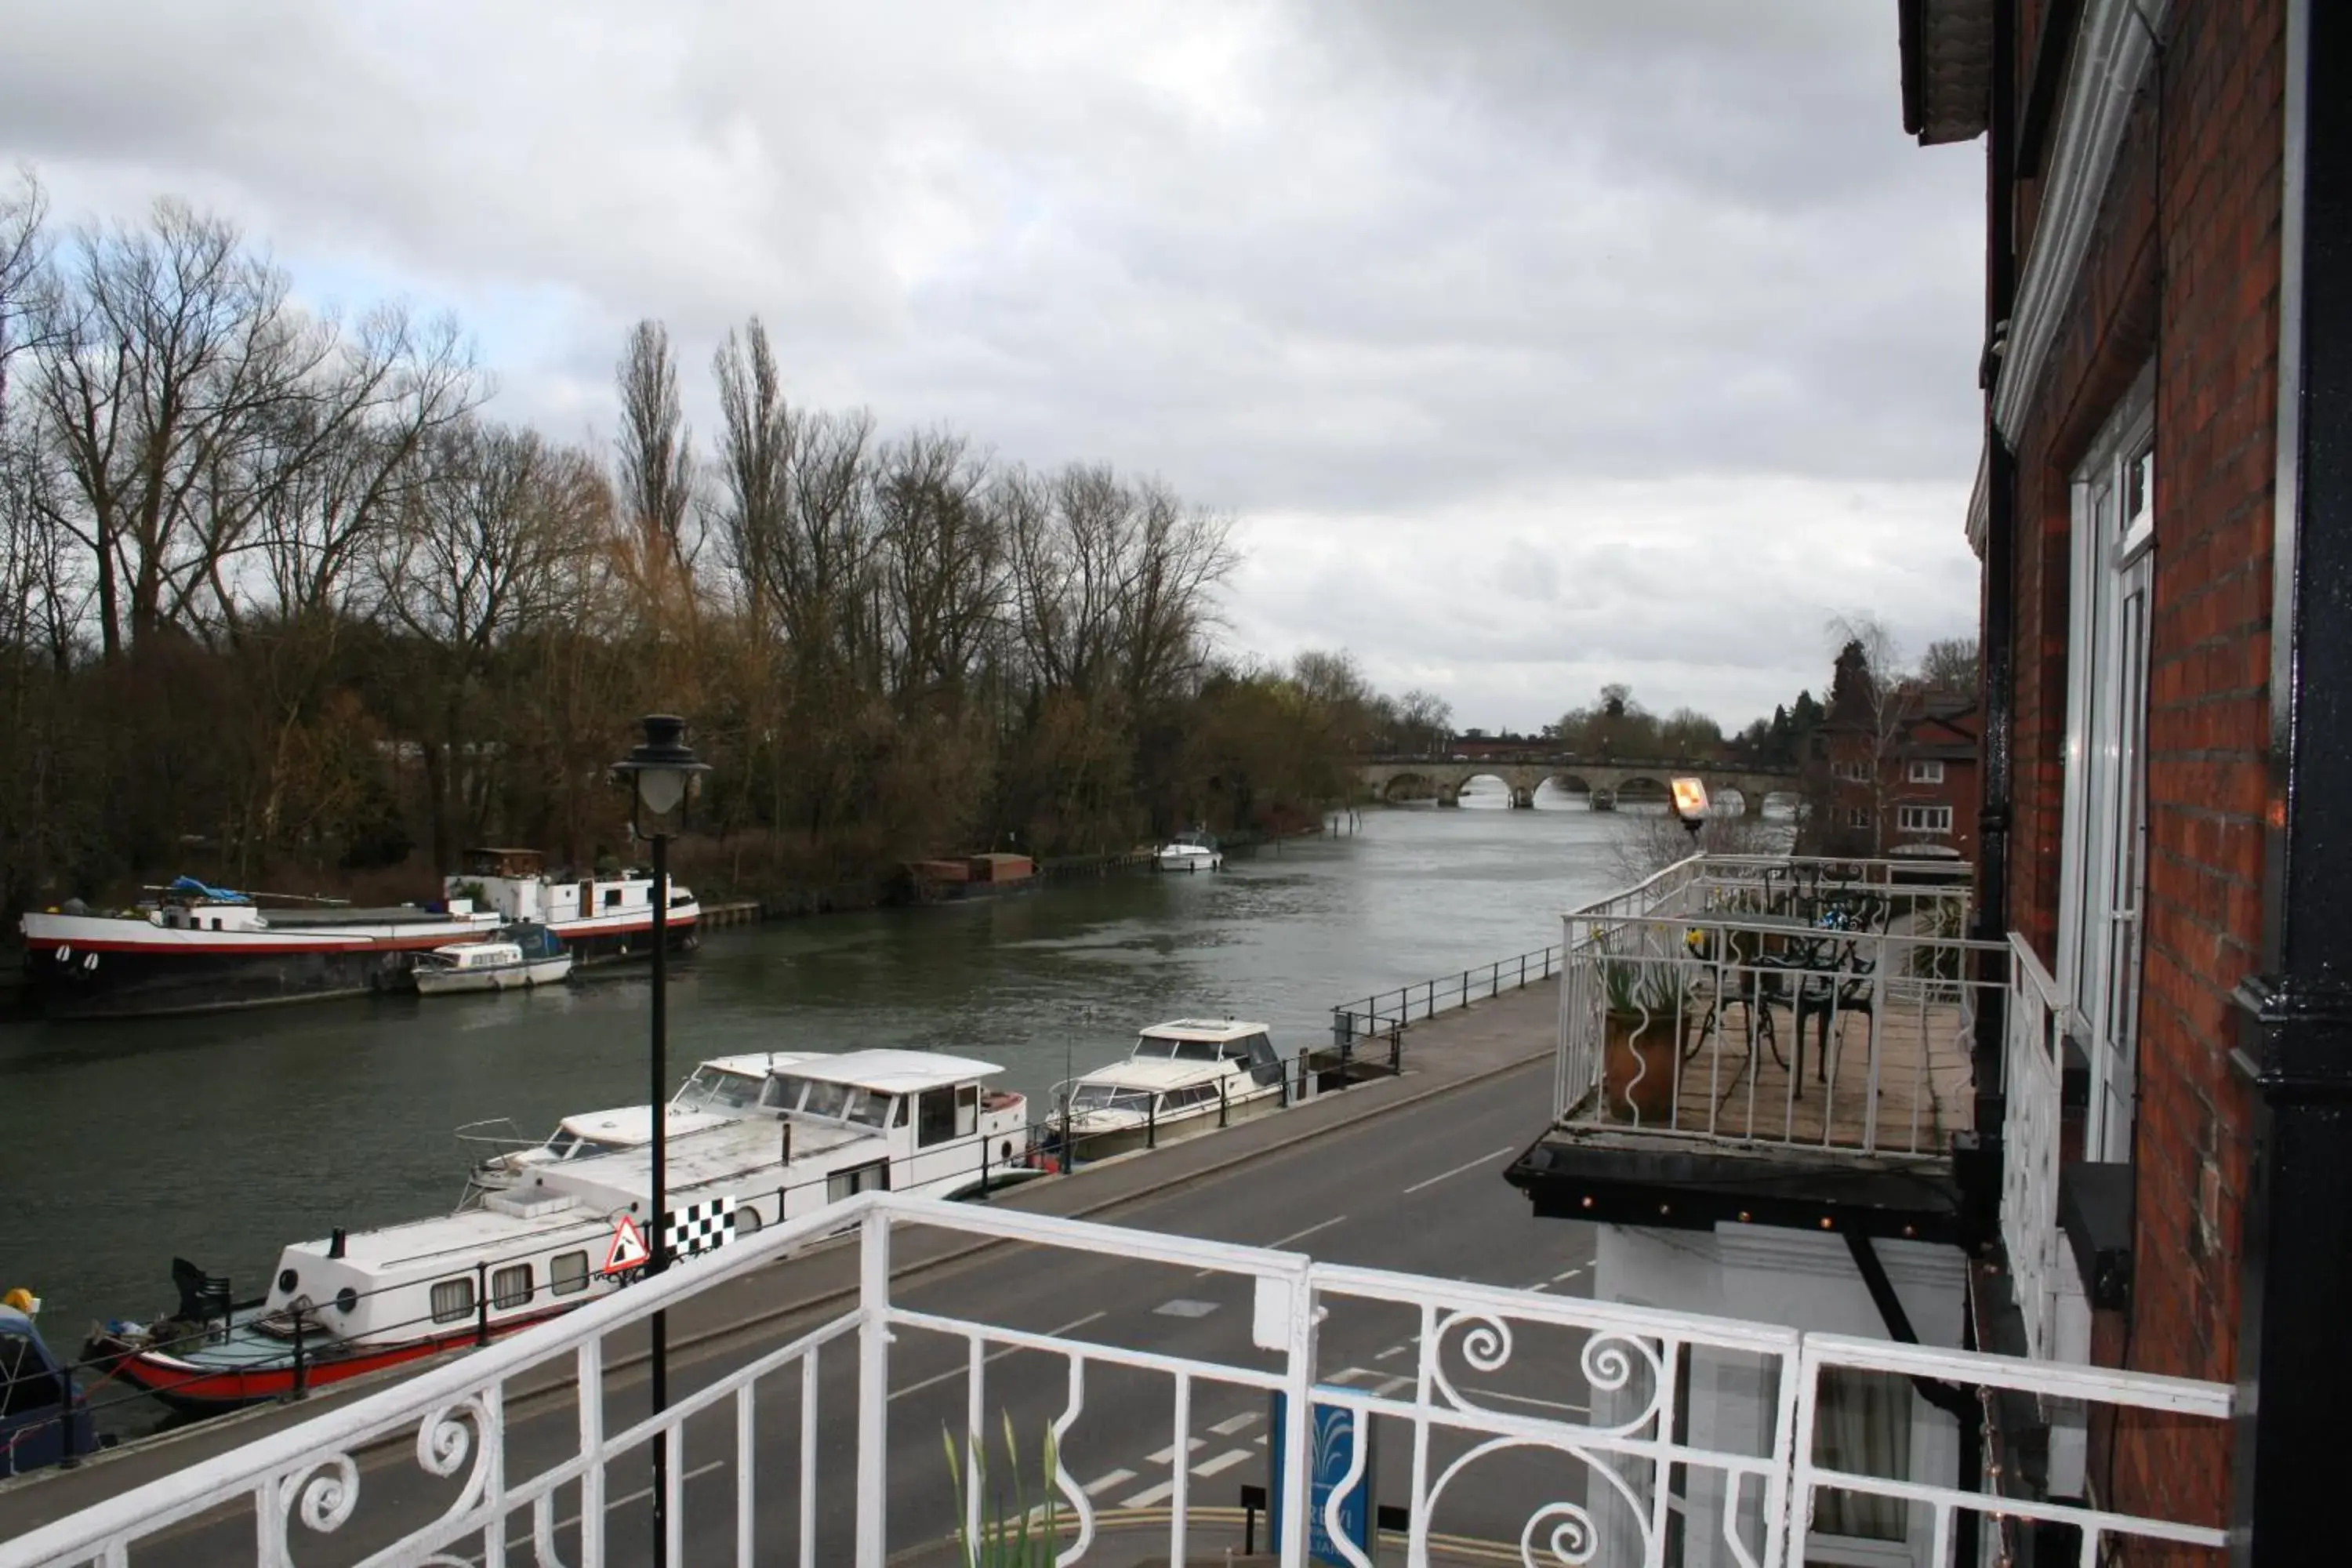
[1268,1388,1375,1564]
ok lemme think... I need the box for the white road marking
[1121,1478,1178,1508]
[1154,1298,1219,1318]
[1374,1341,1413,1360]
[1323,1367,1379,1386]
[1195,1213,1348,1274]
[1145,1436,1206,1465]
[1192,1447,1254,1478]
[1370,1374,1415,1397]
[1208,1410,1261,1436]
[1082,1468,1137,1497]
[1401,1145,1515,1195]
[1553,1265,1586,1283]
[1526,1281,1551,1292]
[1254,1432,1269,1446]
[890,1312,1106,1402]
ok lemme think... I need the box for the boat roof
[781,1048,1003,1093]
[1075,1058,1234,1091]
[696,1051,818,1077]
[1138,1018,1268,1042]
[559,1105,731,1143]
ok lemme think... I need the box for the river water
[0,797,1676,1367]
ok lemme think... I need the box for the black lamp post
[609,714,708,1568]
[1670,775,1710,844]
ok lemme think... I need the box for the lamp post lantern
[609,714,709,1568]
[1670,775,1709,844]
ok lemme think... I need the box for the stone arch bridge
[1357,755,1802,811]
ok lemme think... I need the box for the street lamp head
[612,714,711,836]
[1670,775,1709,840]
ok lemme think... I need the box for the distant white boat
[1156,829,1223,873]
[1053,1018,1284,1160]
[412,924,572,995]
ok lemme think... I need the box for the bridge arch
[1534,774,1595,809]
[1613,775,1670,808]
[1374,771,1439,804]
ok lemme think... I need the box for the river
[0,796,1686,1395]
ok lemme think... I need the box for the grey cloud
[0,0,1986,728]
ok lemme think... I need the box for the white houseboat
[84,1051,1029,1410]
[443,847,700,965]
[1052,1018,1285,1160]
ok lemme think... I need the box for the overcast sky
[2,0,1985,734]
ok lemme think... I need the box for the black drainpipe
[1845,1233,1982,1567]
[2232,2,2352,1564]
[1966,0,2023,1231]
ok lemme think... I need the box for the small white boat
[1156,829,1223,873]
[459,1051,818,1199]
[1051,1018,1285,1160]
[413,924,571,996]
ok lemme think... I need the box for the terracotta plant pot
[1603,1010,1682,1124]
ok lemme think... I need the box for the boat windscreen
[1135,1035,1221,1062]
[545,1129,580,1159]
[677,1066,763,1111]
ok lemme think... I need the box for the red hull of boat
[96,1311,568,1412]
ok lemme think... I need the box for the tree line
[0,176,1448,914]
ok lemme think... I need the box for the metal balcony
[3,1191,2229,1568]
[1512,855,2000,1242]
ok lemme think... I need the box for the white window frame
[2056,367,2156,1165]
[1846,807,1871,829]
[1907,759,1945,784]
[1898,804,1954,835]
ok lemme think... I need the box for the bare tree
[874,426,1000,709]
[1823,612,1913,855]
[614,319,698,629]
[1919,636,1980,695]
[708,316,793,619]
[0,167,51,413]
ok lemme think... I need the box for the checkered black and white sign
[662,1196,737,1261]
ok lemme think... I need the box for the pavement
[0,982,1590,1564]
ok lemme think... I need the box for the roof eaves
[1900,0,1995,146]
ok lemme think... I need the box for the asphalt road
[48,1057,1612,1566]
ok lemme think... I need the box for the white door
[2056,391,2154,1164]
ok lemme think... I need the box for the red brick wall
[1995,0,2281,1549]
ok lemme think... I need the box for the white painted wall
[1590,1224,1967,1568]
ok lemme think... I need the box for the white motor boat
[413,924,571,996]
[90,1050,1033,1411]
[1156,829,1223,873]
[459,1051,816,1200]
[1051,1018,1285,1161]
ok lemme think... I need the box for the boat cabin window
[430,1278,476,1324]
[678,1066,762,1112]
[826,1160,890,1203]
[0,1329,61,1418]
[604,887,622,909]
[1160,1084,1218,1112]
[546,1129,580,1160]
[1066,1084,1152,1115]
[779,1078,892,1127]
[916,1087,958,1148]
[550,1252,590,1297]
[491,1264,532,1311]
[957,1083,978,1135]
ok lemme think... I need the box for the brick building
[1816,661,1984,865]
[1906,0,2343,1556]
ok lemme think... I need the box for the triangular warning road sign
[601,1214,650,1276]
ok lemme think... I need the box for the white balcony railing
[4,1191,2230,1568]
[1555,855,1992,1157]
[2001,935,2092,1369]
